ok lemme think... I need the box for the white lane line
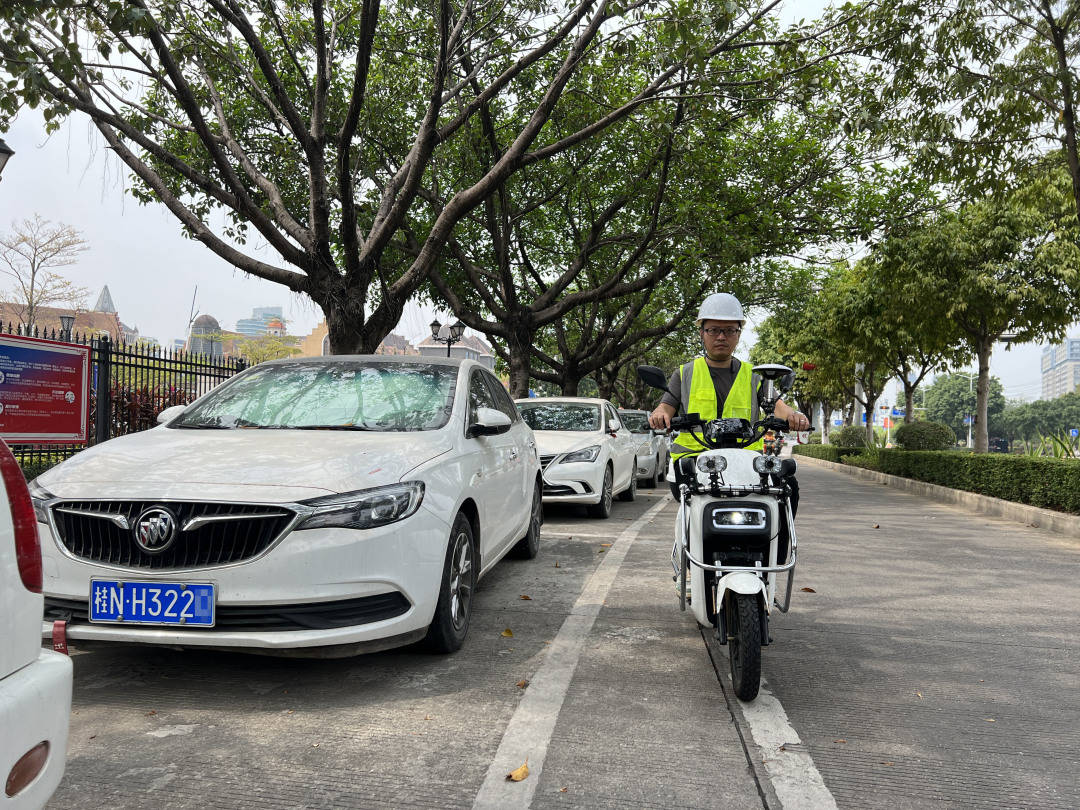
[472,498,670,810]
[726,675,838,810]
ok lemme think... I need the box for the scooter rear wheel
[726,592,762,701]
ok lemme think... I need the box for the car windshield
[171,362,457,431]
[517,402,600,431]
[620,413,650,434]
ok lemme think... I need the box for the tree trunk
[562,377,580,396]
[975,339,992,454]
[820,400,832,443]
[864,392,878,447]
[325,301,367,354]
[903,382,917,423]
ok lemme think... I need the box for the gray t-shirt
[660,358,745,412]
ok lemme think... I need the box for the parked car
[515,397,638,518]
[33,357,542,656]
[0,439,72,808]
[618,408,668,488]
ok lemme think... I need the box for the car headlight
[752,455,783,475]
[560,445,601,463]
[696,454,727,473]
[296,481,425,530]
[27,479,54,525]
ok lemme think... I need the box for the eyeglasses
[701,327,741,338]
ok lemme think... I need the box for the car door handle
[510,448,519,460]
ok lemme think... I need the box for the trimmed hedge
[894,420,955,451]
[792,444,867,463]
[873,450,1080,513]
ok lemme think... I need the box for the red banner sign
[0,334,91,444]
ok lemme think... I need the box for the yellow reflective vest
[671,357,763,458]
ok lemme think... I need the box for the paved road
[47,464,1080,809]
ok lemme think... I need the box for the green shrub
[792,444,867,463]
[894,421,955,451]
[873,450,1080,513]
[832,424,869,448]
[806,431,822,445]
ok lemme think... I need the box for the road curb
[795,454,1080,540]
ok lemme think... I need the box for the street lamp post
[955,370,977,449]
[0,138,13,182]
[59,314,75,342]
[429,318,466,358]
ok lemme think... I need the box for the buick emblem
[134,507,178,554]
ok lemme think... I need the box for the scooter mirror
[779,371,796,393]
[637,365,670,393]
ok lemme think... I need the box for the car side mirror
[636,365,670,392]
[157,404,187,425]
[470,407,512,437]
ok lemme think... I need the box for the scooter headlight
[696,454,727,473]
[752,455,783,475]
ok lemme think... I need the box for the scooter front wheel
[726,592,762,701]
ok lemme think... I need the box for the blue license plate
[89,580,215,627]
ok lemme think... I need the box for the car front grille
[539,454,557,467]
[50,500,296,570]
[44,593,411,632]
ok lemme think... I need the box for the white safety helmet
[695,292,745,326]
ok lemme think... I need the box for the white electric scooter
[638,363,805,701]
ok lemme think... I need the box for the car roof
[259,355,473,369]
[513,396,610,406]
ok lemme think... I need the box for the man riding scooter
[647,292,809,512]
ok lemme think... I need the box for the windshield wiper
[288,425,375,431]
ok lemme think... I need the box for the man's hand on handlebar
[649,403,675,430]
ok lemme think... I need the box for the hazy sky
[0,1,1053,401]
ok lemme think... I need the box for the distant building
[236,306,285,337]
[0,301,123,341]
[296,320,419,358]
[188,314,224,358]
[93,285,118,314]
[1041,339,1080,399]
[417,333,495,369]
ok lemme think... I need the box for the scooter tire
[727,592,762,701]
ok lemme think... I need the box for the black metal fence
[2,323,246,472]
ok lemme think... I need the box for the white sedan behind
[515,397,638,518]
[34,357,542,656]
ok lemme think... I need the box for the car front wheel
[511,478,543,559]
[587,465,614,519]
[424,512,476,653]
[618,458,637,501]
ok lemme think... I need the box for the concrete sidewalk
[762,462,1080,809]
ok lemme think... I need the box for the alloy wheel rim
[449,531,473,631]
[604,470,612,510]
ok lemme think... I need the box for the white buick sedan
[514,397,638,518]
[33,357,542,655]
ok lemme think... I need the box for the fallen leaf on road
[424,715,432,720]
[600,543,612,547]
[560,787,568,793]
[89,735,97,740]
[554,561,560,568]
[985,718,996,722]
[501,628,514,638]
[506,760,530,782]
[516,679,529,689]
[598,549,607,553]
[146,710,157,716]
[916,692,923,698]
[872,524,880,529]
[312,743,320,748]
[881,761,894,766]
[519,595,532,600]
[799,587,816,593]
[833,739,846,744]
